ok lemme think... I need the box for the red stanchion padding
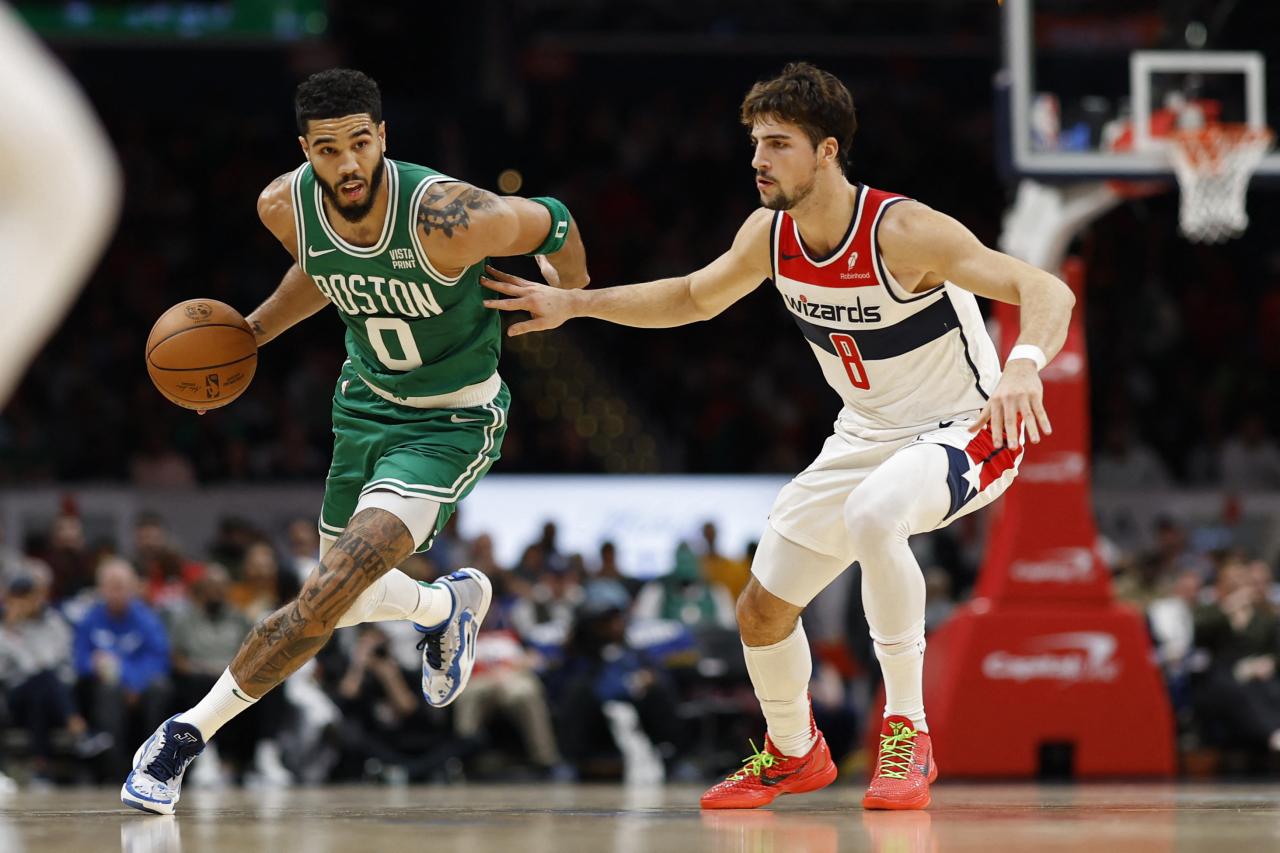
[919,600,1176,776]
[978,258,1110,604]
[865,257,1175,777]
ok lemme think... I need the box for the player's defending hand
[481,259,578,336]
[969,360,1051,450]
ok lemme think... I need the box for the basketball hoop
[1167,124,1274,243]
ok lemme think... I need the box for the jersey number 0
[366,317,424,370]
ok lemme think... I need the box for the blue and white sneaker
[414,568,492,707]
[120,715,205,814]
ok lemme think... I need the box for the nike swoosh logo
[759,769,799,787]
[780,251,803,261]
[232,688,254,703]
[450,414,482,424]
[307,245,337,257]
[939,420,954,429]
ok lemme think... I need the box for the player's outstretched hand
[481,264,578,336]
[968,360,1051,450]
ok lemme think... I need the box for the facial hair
[760,168,818,212]
[319,156,387,223]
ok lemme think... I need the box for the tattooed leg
[229,507,414,698]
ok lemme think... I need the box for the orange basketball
[145,299,258,411]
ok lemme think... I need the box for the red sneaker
[700,733,837,810]
[861,716,938,811]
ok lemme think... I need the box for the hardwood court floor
[2,782,1278,852]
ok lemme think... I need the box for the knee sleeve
[354,490,441,549]
[750,525,851,609]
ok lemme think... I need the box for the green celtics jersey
[290,158,500,399]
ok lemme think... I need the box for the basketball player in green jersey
[122,68,588,814]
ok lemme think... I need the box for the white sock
[334,568,454,630]
[743,621,816,757]
[875,630,928,732]
[176,669,257,741]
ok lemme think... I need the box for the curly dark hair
[294,68,383,135]
[740,62,857,169]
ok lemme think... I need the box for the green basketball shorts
[319,362,509,552]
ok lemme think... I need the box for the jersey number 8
[829,333,870,390]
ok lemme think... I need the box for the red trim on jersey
[964,420,1026,491]
[776,186,905,289]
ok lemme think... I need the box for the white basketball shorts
[759,413,1024,601]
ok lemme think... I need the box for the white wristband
[1007,344,1047,371]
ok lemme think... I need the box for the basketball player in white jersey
[481,62,1074,810]
[0,6,120,406]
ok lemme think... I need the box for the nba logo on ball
[184,302,213,322]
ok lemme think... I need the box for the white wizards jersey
[771,185,1000,440]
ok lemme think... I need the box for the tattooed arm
[247,172,330,346]
[228,508,414,698]
[417,181,589,289]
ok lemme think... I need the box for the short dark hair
[294,68,383,135]
[740,62,857,169]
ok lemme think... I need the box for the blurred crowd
[0,508,778,789]
[1111,516,1280,773]
[1,495,1278,789]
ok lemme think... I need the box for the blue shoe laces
[148,727,202,782]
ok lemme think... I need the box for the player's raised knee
[843,491,900,550]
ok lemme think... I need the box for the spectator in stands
[1149,567,1203,721]
[73,559,170,774]
[330,624,447,782]
[171,563,290,784]
[285,518,320,585]
[452,626,562,773]
[1150,568,1203,669]
[1247,559,1280,608]
[537,521,567,573]
[0,570,109,784]
[697,522,750,601]
[43,513,95,600]
[553,585,685,781]
[0,520,26,587]
[1219,413,1280,491]
[207,516,260,571]
[633,543,735,631]
[132,513,201,615]
[510,563,584,650]
[462,532,504,579]
[1192,556,1280,752]
[584,540,637,609]
[229,540,283,622]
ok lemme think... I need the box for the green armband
[527,196,572,256]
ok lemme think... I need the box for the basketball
[145,299,258,411]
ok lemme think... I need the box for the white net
[1168,125,1274,243]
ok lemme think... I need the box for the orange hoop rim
[1168,124,1275,168]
